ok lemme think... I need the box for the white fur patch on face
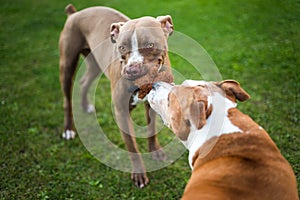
[127,30,144,65]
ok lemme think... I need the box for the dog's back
[183,109,299,200]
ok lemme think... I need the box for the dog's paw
[62,130,76,140]
[151,148,167,161]
[86,104,95,113]
[131,172,149,189]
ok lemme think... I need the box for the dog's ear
[169,93,190,140]
[156,15,174,36]
[217,80,250,102]
[188,86,212,130]
[110,22,125,43]
[189,101,207,130]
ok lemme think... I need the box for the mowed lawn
[1,0,299,199]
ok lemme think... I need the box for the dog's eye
[119,45,127,53]
[184,119,191,127]
[145,42,154,49]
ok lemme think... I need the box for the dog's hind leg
[80,49,101,113]
[59,32,84,140]
[145,103,166,161]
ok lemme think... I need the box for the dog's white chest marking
[181,92,243,169]
[128,31,144,65]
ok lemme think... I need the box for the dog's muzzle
[148,82,174,128]
[123,63,148,80]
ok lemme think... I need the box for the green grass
[1,0,299,199]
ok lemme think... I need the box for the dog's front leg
[115,106,149,188]
[145,103,166,161]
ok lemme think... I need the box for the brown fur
[59,4,173,188]
[185,110,298,199]
[149,80,298,199]
[65,4,76,16]
[166,85,214,140]
[180,84,298,199]
[216,80,250,102]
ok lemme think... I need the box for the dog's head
[148,80,250,141]
[110,16,173,80]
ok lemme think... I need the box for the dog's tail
[65,4,77,16]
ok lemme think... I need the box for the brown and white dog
[148,80,298,199]
[59,4,173,188]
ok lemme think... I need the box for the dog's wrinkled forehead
[118,18,167,50]
[110,15,173,47]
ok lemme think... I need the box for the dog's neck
[181,92,243,169]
